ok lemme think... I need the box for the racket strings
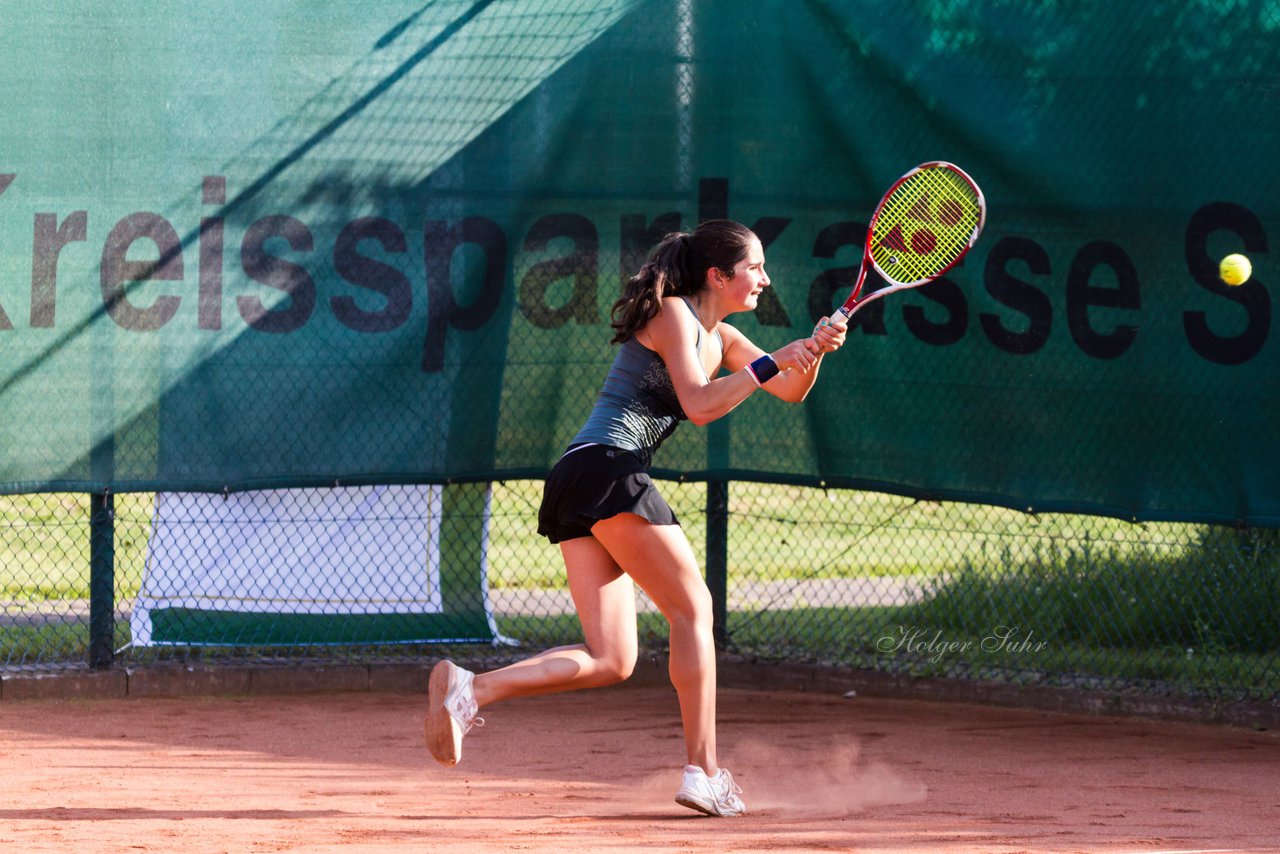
[871,167,981,285]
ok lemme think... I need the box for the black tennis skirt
[536,443,679,543]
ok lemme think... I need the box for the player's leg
[588,513,717,771]
[589,513,744,816]
[425,535,640,766]
[471,536,639,704]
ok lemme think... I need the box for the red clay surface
[2,681,1278,853]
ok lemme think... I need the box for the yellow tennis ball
[1220,253,1252,286]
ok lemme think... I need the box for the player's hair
[609,219,757,344]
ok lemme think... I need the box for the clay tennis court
[3,670,1278,854]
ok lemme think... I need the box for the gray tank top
[571,298,722,465]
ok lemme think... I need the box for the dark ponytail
[609,219,756,343]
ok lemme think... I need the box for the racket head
[839,162,985,317]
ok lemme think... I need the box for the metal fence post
[88,491,115,669]
[705,479,729,648]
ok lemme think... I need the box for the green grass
[2,483,1213,597]
[905,533,1280,655]
[3,486,1277,702]
[1,493,154,600]
[723,605,1280,699]
[487,480,1206,588]
[6,596,1277,700]
[0,622,105,664]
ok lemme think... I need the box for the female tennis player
[426,219,846,817]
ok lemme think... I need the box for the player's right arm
[718,322,833,404]
[641,297,819,424]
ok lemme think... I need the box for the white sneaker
[425,660,484,766]
[675,765,747,817]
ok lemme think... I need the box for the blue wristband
[746,354,780,386]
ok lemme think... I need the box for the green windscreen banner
[1,0,1277,526]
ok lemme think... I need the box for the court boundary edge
[2,654,1277,732]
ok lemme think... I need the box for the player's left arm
[718,317,846,403]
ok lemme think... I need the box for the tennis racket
[836,161,986,320]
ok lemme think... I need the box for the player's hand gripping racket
[836,161,986,320]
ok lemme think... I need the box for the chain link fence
[3,0,1279,712]
[4,484,1277,705]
